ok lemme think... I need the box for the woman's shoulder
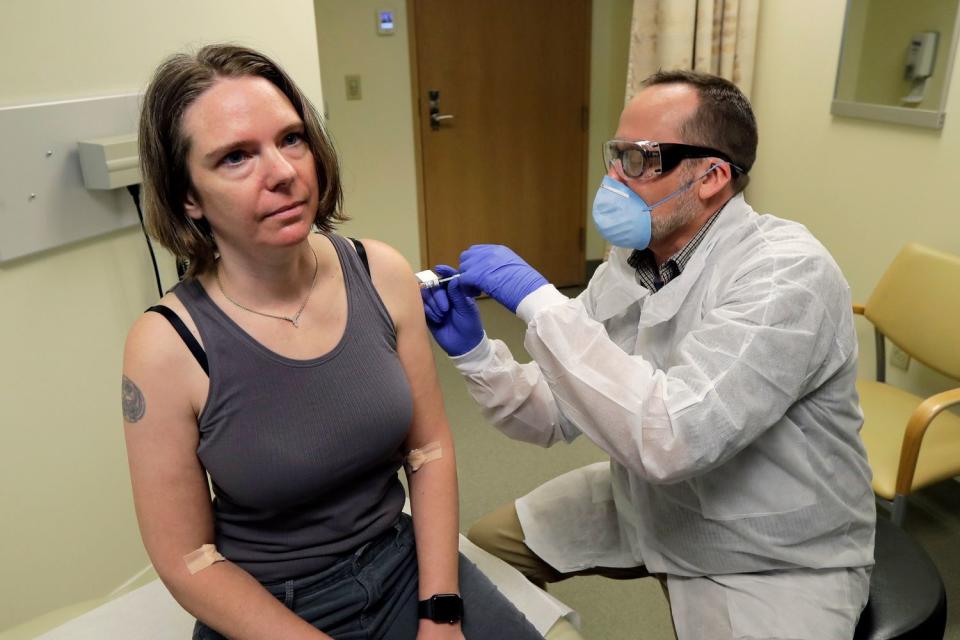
[124,288,203,373]
[349,237,415,288]
[350,237,421,327]
[124,286,209,418]
[353,237,412,270]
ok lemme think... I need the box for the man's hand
[421,265,485,356]
[458,245,548,313]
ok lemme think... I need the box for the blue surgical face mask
[591,166,720,249]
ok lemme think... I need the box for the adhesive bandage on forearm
[405,441,443,472]
[183,544,226,575]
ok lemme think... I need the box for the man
[422,70,875,639]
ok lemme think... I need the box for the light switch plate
[345,75,362,101]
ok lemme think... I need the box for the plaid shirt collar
[627,208,723,291]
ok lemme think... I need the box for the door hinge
[581,105,589,132]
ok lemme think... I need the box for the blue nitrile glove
[459,245,549,313]
[421,264,485,356]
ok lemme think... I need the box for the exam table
[0,534,580,640]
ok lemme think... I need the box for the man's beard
[650,169,700,241]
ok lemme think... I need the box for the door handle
[430,113,454,129]
[428,90,454,130]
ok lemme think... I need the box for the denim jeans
[193,514,542,639]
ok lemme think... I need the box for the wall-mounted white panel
[0,93,143,263]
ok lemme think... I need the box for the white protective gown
[453,194,875,582]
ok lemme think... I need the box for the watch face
[431,594,463,622]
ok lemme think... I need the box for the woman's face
[181,75,320,255]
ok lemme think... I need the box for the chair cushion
[853,517,946,639]
[857,379,960,499]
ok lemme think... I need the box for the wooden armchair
[854,243,960,525]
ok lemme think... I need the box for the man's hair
[138,44,345,277]
[642,70,757,193]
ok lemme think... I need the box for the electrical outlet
[890,346,911,371]
[345,75,362,101]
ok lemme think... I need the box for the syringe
[415,269,462,289]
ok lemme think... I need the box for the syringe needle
[435,273,462,285]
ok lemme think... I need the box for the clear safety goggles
[602,140,742,181]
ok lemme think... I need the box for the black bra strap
[146,305,210,376]
[349,237,370,276]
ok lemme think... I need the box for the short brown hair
[139,44,345,277]
[642,70,757,193]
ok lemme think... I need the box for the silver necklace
[216,247,319,328]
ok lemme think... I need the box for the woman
[122,44,542,640]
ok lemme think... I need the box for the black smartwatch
[418,593,464,624]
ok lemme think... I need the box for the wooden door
[410,0,591,287]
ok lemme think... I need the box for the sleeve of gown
[516,251,851,483]
[451,332,583,448]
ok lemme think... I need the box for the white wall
[748,0,960,396]
[0,0,324,629]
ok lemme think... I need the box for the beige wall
[853,0,957,109]
[586,0,635,261]
[0,0,323,630]
[314,0,632,267]
[314,1,422,267]
[749,0,960,397]
[4,0,960,631]
[0,0,627,627]
[835,0,869,102]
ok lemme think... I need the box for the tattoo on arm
[122,375,146,423]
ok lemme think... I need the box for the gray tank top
[172,233,412,582]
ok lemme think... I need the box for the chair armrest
[853,303,865,315]
[896,387,960,495]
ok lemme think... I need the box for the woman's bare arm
[122,306,331,640]
[364,240,464,639]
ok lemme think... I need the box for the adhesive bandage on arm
[183,544,226,575]
[405,441,443,472]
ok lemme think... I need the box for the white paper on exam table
[35,579,194,640]
[35,534,578,639]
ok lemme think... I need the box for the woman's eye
[282,132,304,146]
[221,150,247,166]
